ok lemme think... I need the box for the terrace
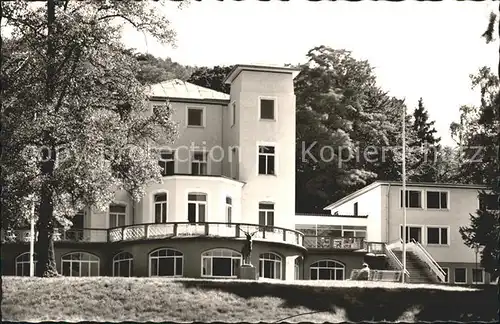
[1,222,382,252]
[1,222,305,247]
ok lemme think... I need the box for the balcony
[1,222,304,247]
[303,235,365,250]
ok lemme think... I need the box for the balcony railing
[1,228,109,243]
[303,236,365,250]
[1,222,304,247]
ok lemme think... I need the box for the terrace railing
[366,241,385,254]
[1,228,109,243]
[1,222,304,247]
[303,236,365,250]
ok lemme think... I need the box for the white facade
[86,65,300,232]
[318,181,489,263]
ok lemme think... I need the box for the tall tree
[295,46,419,212]
[133,53,195,85]
[450,68,499,185]
[412,98,440,147]
[409,98,441,182]
[1,0,180,276]
[459,5,500,320]
[188,65,234,94]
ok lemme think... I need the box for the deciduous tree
[1,0,180,276]
[188,65,234,94]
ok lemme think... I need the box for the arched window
[259,252,282,279]
[61,252,100,277]
[201,248,241,278]
[149,248,183,277]
[310,260,345,280]
[113,251,133,277]
[15,252,36,276]
[154,193,168,223]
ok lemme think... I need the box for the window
[15,252,36,276]
[479,194,500,211]
[154,193,168,224]
[226,197,232,226]
[489,273,499,285]
[426,227,448,245]
[188,193,207,223]
[230,147,238,179]
[400,225,423,243]
[440,267,449,283]
[61,252,100,277]
[353,202,358,216]
[427,191,448,209]
[260,98,275,120]
[400,190,422,208]
[109,204,126,228]
[472,268,484,284]
[158,150,175,176]
[296,225,367,239]
[187,107,204,127]
[113,251,133,277]
[191,152,208,175]
[201,248,241,278]
[153,104,169,115]
[454,268,467,284]
[231,102,236,126]
[310,260,345,280]
[258,146,275,175]
[71,211,84,229]
[259,203,274,230]
[259,253,282,280]
[295,258,301,280]
[149,248,183,277]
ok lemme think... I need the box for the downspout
[386,184,391,243]
[128,191,135,225]
[132,200,136,225]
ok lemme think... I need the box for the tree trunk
[35,0,59,277]
[497,4,499,323]
[35,153,58,277]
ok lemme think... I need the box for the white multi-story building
[3,64,308,281]
[296,181,499,285]
[3,65,497,285]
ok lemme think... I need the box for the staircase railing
[409,238,446,282]
[383,241,410,277]
[386,238,403,251]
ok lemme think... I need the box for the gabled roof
[323,181,488,211]
[148,79,230,102]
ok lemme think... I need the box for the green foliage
[295,46,420,212]
[450,67,499,185]
[1,0,180,275]
[408,98,442,182]
[188,65,234,94]
[460,204,500,278]
[456,68,500,277]
[133,53,195,85]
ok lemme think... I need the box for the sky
[122,1,497,147]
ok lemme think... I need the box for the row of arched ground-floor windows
[13,250,346,280]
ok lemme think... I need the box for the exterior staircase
[391,250,437,284]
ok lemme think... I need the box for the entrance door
[401,226,422,243]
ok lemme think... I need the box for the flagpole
[402,104,407,283]
[29,201,35,277]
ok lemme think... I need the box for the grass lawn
[2,276,498,322]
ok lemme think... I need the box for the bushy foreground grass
[1,276,497,322]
